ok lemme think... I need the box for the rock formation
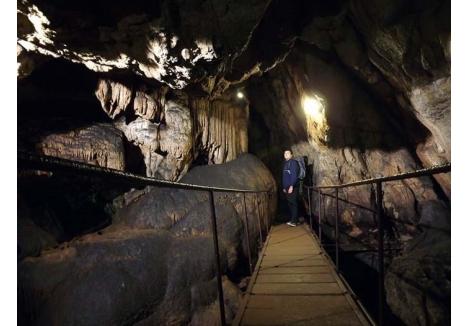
[18,154,276,325]
[18,0,450,324]
[36,123,126,170]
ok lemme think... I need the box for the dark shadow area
[18,59,111,151]
[124,140,147,175]
[18,171,140,244]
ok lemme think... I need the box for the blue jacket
[282,159,299,189]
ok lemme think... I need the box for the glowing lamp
[237,91,244,99]
[303,95,324,120]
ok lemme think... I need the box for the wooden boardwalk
[233,224,372,326]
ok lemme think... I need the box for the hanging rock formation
[93,78,249,180]
[17,0,450,325]
[35,123,126,170]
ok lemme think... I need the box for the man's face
[284,150,292,160]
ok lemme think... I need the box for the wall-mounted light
[302,93,329,144]
[237,91,244,99]
[303,95,324,120]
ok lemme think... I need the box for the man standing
[282,149,299,227]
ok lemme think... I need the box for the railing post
[255,193,264,246]
[307,187,312,231]
[265,192,270,232]
[242,193,253,275]
[208,190,227,326]
[335,188,339,270]
[376,181,385,326]
[318,189,322,243]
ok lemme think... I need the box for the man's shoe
[286,222,297,227]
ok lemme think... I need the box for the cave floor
[233,224,371,325]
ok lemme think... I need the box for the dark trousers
[285,186,299,223]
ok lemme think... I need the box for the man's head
[284,149,293,161]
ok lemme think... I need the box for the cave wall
[18,0,451,325]
[248,43,448,245]
[19,60,249,181]
[246,2,450,321]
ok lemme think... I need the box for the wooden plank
[256,273,335,283]
[260,256,328,267]
[264,248,321,256]
[258,266,331,274]
[252,282,344,295]
[242,295,363,325]
[233,224,372,326]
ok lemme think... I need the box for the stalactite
[35,123,126,170]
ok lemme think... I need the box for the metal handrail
[18,150,274,326]
[18,150,274,194]
[306,163,450,190]
[302,162,450,326]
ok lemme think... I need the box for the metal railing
[18,150,275,326]
[304,162,450,326]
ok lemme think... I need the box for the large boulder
[18,153,276,325]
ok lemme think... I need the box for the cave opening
[17,0,451,325]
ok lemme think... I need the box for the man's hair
[284,149,293,154]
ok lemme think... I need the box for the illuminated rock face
[248,45,447,242]
[18,0,450,325]
[17,0,271,89]
[36,123,126,170]
[93,79,249,180]
[246,21,450,324]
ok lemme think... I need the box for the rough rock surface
[36,123,126,170]
[191,96,249,164]
[385,230,450,325]
[17,0,272,89]
[95,79,133,119]
[248,44,446,234]
[410,77,451,162]
[18,154,276,326]
[95,78,249,180]
[18,0,450,325]
[246,38,450,324]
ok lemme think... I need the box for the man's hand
[287,186,293,194]
[283,189,286,193]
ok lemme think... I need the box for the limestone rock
[106,84,250,180]
[18,154,276,325]
[191,96,249,164]
[17,0,271,89]
[36,123,126,170]
[385,230,450,325]
[18,229,173,326]
[248,45,447,244]
[189,277,242,326]
[95,79,133,119]
[133,86,167,121]
[410,77,451,161]
[416,135,451,198]
[114,96,193,180]
[349,0,450,92]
